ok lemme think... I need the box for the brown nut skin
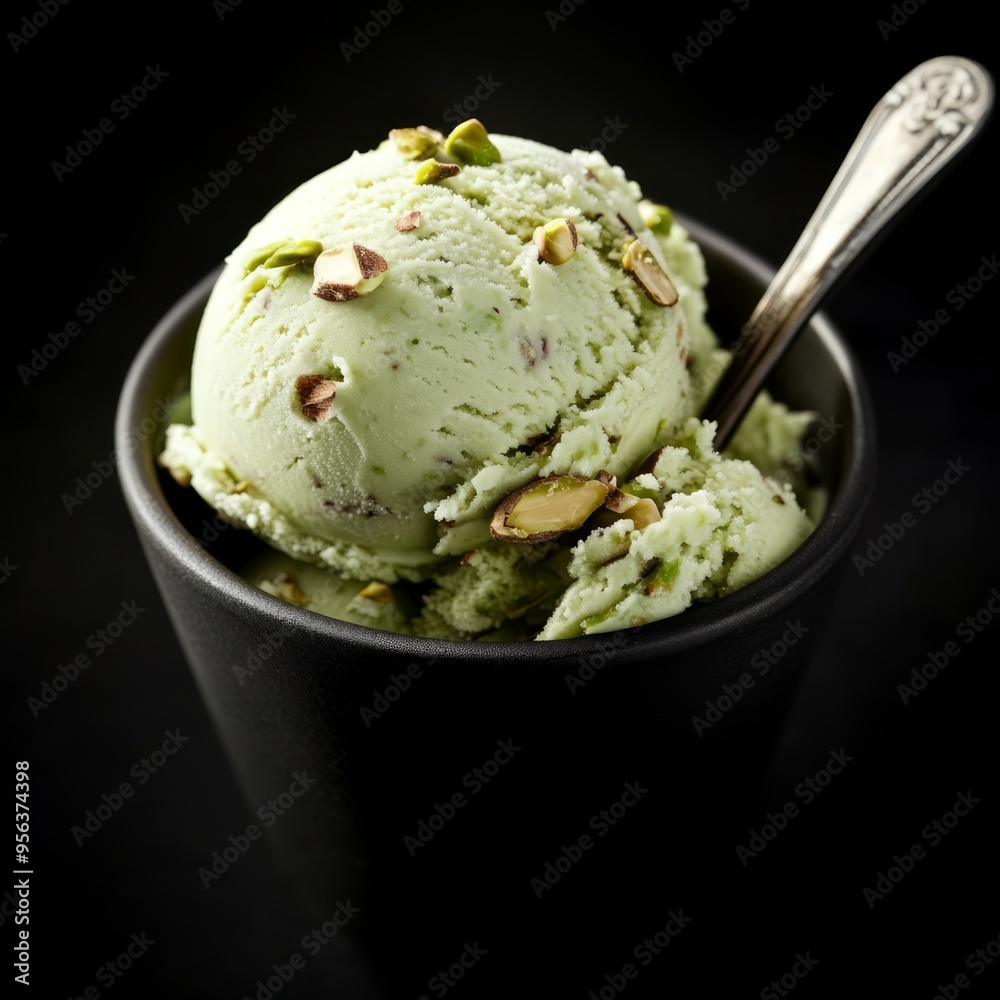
[604,488,640,514]
[295,374,337,422]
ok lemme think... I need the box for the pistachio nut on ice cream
[159,119,817,640]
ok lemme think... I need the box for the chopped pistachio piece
[603,480,661,527]
[622,238,679,306]
[626,497,661,529]
[491,475,611,544]
[415,160,462,184]
[395,210,422,232]
[244,239,288,274]
[311,243,388,301]
[444,118,501,166]
[269,573,308,607]
[619,480,660,501]
[603,486,639,514]
[358,581,393,603]
[638,200,674,235]
[389,127,441,161]
[579,606,618,631]
[295,374,337,422]
[533,218,579,265]
[644,558,680,593]
[262,239,325,269]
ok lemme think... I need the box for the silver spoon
[702,55,994,452]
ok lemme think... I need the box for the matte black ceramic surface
[116,219,875,998]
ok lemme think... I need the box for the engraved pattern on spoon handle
[706,56,994,451]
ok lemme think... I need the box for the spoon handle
[704,55,994,451]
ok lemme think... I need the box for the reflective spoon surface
[701,55,994,452]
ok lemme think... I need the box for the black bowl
[116,217,875,998]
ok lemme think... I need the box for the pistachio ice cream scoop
[160,120,816,638]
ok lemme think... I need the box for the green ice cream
[160,120,816,640]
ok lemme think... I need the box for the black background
[4,0,999,997]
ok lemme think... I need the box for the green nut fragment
[533,218,579,266]
[389,126,443,161]
[643,558,680,594]
[622,238,679,307]
[262,239,325,269]
[579,606,618,631]
[244,239,288,274]
[415,160,463,184]
[444,118,501,166]
[619,479,660,501]
[490,474,611,544]
[639,200,674,235]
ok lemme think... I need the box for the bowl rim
[115,215,876,662]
